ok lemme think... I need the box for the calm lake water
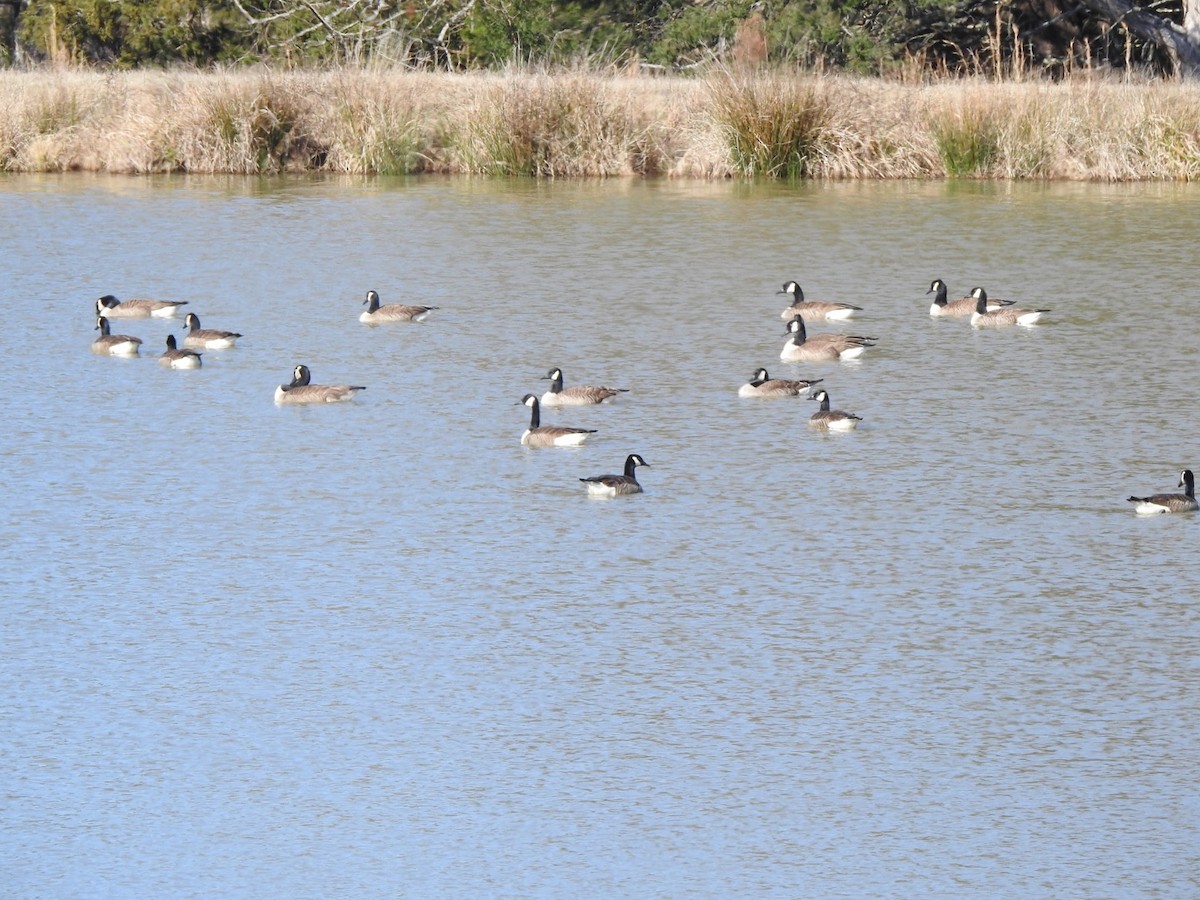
[2,173,1198,898]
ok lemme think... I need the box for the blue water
[2,173,1197,897]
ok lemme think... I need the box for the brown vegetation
[1,67,1199,180]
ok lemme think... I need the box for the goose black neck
[624,455,639,477]
[817,394,831,412]
[548,372,564,394]
[932,282,948,306]
[1184,471,1195,498]
[365,292,381,313]
[528,398,540,429]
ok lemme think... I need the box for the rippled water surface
[2,174,1198,897]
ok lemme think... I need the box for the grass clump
[172,72,320,173]
[31,87,83,135]
[461,71,643,177]
[931,102,1001,177]
[246,77,315,172]
[708,72,833,178]
[336,97,424,176]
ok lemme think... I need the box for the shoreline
[2,68,1199,181]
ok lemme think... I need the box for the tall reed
[1,67,1199,181]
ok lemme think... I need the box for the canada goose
[1127,469,1198,515]
[91,316,142,357]
[777,281,862,321]
[359,289,438,324]
[274,364,366,404]
[780,316,876,362]
[520,394,596,447]
[580,454,649,496]
[738,367,822,398]
[96,294,187,318]
[540,367,628,407]
[159,334,202,369]
[807,390,862,431]
[969,288,1050,327]
[927,278,1014,317]
[182,313,242,349]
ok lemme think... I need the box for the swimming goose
[807,390,862,431]
[780,316,876,362]
[274,365,366,404]
[1127,469,1198,515]
[96,294,188,318]
[520,394,597,447]
[969,288,1050,327]
[159,334,202,369]
[182,313,242,349]
[777,281,862,321]
[359,289,438,324]
[580,454,649,496]
[927,278,1014,317]
[91,316,142,357]
[738,367,822,398]
[540,367,628,407]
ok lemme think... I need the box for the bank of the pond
[2,68,1199,180]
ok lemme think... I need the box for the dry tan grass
[1,67,1199,180]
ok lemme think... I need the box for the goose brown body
[540,368,627,407]
[738,368,822,398]
[1128,470,1198,514]
[159,334,202,369]
[520,394,597,447]
[927,279,1014,317]
[274,365,365,404]
[183,313,242,349]
[969,288,1050,327]
[780,316,876,362]
[580,454,649,496]
[807,390,862,431]
[96,294,188,318]
[777,281,862,321]
[359,289,438,323]
[91,316,142,357]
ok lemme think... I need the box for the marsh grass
[464,74,607,176]
[325,91,424,175]
[1,67,1199,180]
[932,104,1001,176]
[709,73,832,178]
[452,71,681,176]
[177,75,314,173]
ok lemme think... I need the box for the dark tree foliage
[14,0,247,66]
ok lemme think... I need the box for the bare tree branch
[1078,0,1200,76]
